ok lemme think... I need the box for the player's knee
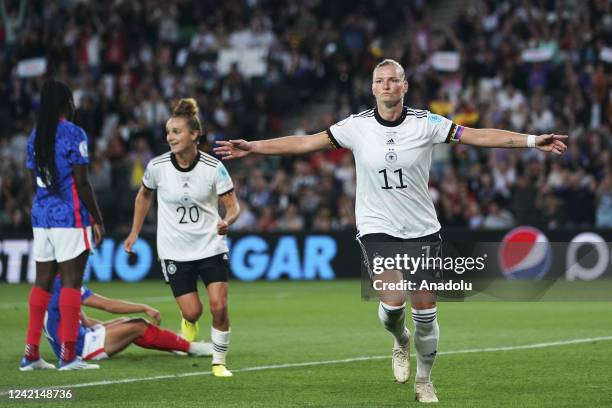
[59,271,83,289]
[209,301,227,319]
[411,301,436,310]
[126,317,149,333]
[34,275,54,291]
[182,308,202,323]
[125,317,148,325]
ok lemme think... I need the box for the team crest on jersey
[167,262,177,274]
[385,150,397,163]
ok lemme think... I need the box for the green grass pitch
[0,280,610,407]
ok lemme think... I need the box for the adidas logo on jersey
[183,183,189,188]
[386,138,395,145]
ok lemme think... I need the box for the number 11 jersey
[142,151,234,261]
[328,107,459,239]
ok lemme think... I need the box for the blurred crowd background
[0,0,611,234]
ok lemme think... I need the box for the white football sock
[378,302,410,347]
[211,327,230,365]
[412,307,439,382]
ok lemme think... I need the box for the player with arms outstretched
[124,98,240,377]
[20,79,105,371]
[214,59,567,402]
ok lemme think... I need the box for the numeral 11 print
[378,169,408,190]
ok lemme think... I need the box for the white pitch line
[2,335,611,396]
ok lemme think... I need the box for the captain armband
[445,124,464,144]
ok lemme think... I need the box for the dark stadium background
[0,0,611,284]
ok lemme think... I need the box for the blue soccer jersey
[26,119,92,228]
[43,276,93,359]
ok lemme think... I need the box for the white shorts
[32,227,93,263]
[82,324,108,361]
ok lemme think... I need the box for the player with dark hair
[43,276,212,363]
[214,59,567,402]
[124,98,240,377]
[20,79,105,371]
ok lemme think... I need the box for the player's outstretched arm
[124,185,154,253]
[213,131,333,160]
[83,293,162,325]
[459,128,568,155]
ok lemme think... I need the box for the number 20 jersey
[327,107,456,239]
[142,151,234,261]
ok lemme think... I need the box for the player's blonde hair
[373,59,405,80]
[172,98,203,136]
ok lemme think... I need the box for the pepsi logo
[499,226,551,280]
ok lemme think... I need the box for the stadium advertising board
[1,228,612,289]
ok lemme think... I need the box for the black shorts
[160,253,230,298]
[356,231,443,284]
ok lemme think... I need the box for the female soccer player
[124,98,240,377]
[214,59,567,402]
[20,79,105,371]
[43,275,212,364]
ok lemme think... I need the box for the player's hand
[93,223,105,247]
[213,139,253,160]
[145,307,161,325]
[536,134,568,155]
[123,232,138,253]
[217,219,229,235]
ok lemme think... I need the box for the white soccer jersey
[328,107,458,239]
[142,151,234,261]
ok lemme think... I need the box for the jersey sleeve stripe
[70,176,84,228]
[354,108,374,118]
[200,152,220,163]
[200,157,218,165]
[198,159,217,168]
[407,108,427,116]
[326,129,341,149]
[153,159,171,166]
[406,112,428,118]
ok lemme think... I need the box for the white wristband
[527,134,536,148]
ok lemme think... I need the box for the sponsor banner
[0,233,356,284]
[1,228,612,290]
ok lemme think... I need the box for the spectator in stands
[0,0,610,232]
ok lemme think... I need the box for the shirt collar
[374,106,407,127]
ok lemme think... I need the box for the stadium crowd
[0,0,611,234]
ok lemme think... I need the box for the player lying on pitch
[20,276,211,371]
